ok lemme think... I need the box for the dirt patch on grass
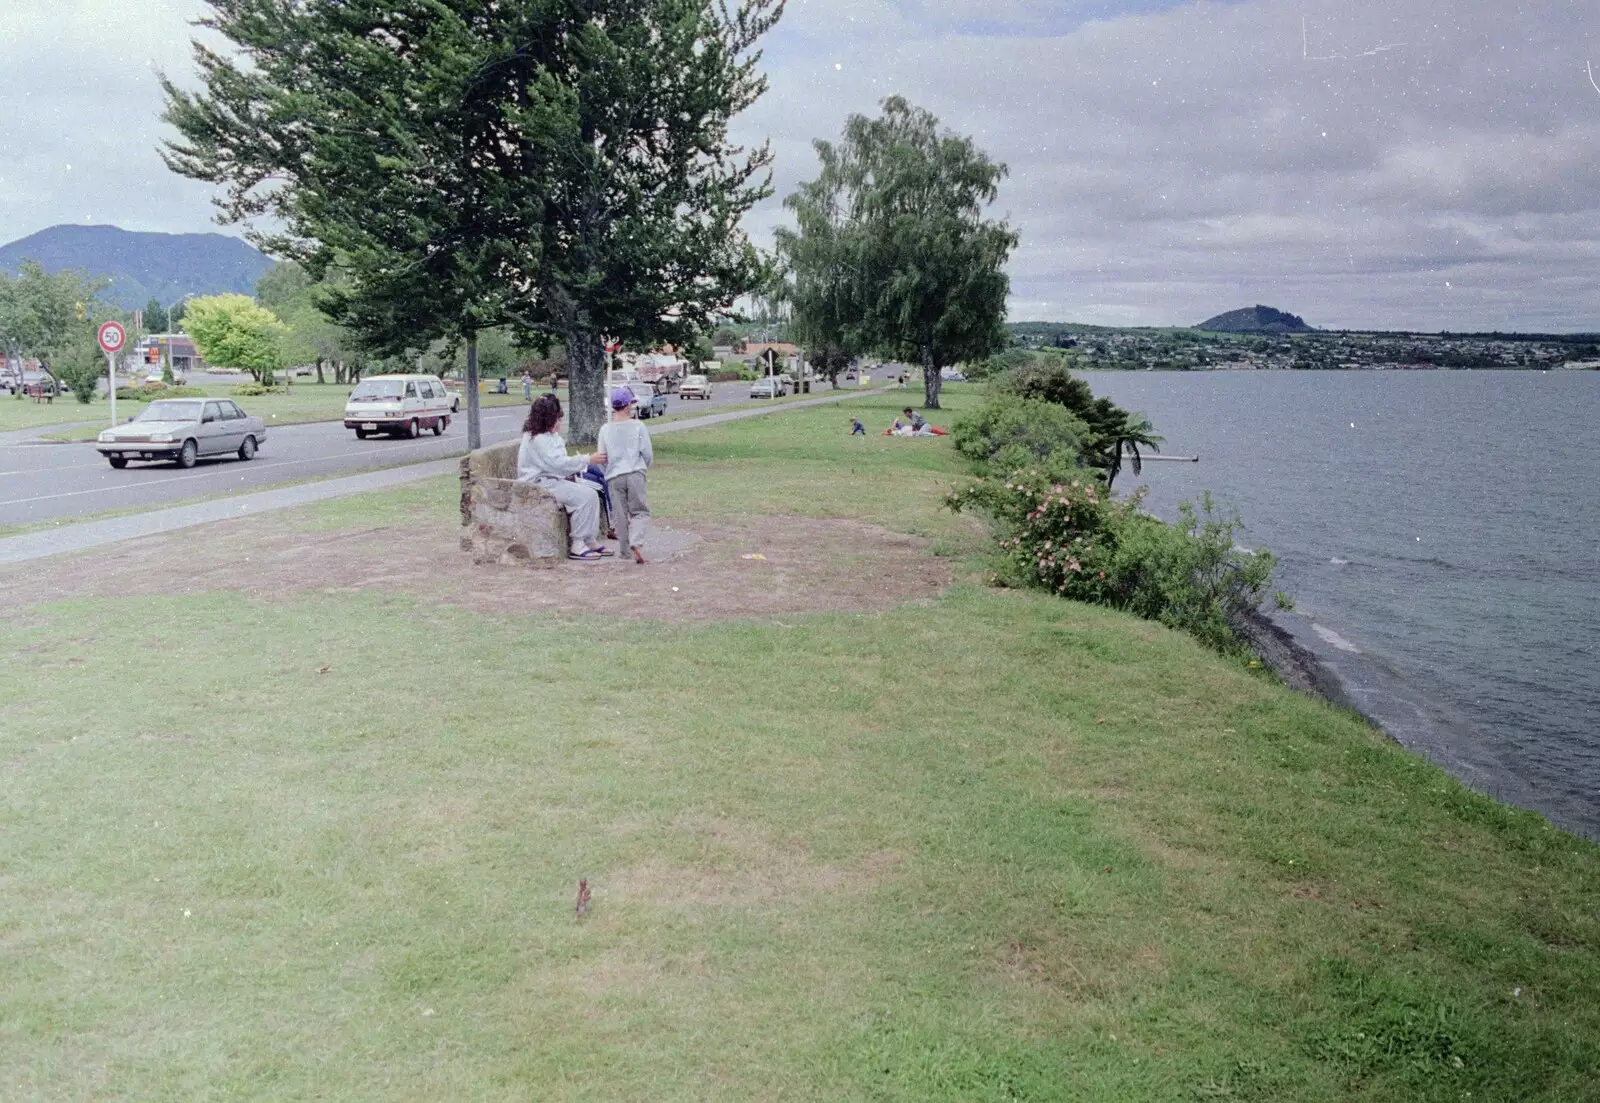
[4,511,951,622]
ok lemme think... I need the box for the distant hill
[0,225,274,311]
[1197,305,1315,334]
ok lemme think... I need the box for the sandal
[591,545,615,557]
[569,548,605,561]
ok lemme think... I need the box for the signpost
[98,320,127,426]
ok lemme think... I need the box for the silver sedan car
[96,397,267,469]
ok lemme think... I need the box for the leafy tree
[182,294,288,384]
[0,262,111,386]
[161,0,782,444]
[257,261,363,384]
[54,332,107,404]
[796,97,1016,409]
[168,299,188,331]
[142,298,170,334]
[775,149,862,388]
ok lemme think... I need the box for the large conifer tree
[162,0,781,443]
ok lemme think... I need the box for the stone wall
[459,440,569,565]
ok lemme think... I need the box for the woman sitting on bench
[516,394,613,561]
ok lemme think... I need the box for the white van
[343,374,452,439]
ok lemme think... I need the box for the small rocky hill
[1197,305,1315,334]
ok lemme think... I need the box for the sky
[1,0,1597,331]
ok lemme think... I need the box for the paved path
[0,386,888,566]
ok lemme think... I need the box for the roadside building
[134,334,210,375]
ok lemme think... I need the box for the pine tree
[161,0,782,444]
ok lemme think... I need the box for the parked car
[940,368,968,382]
[343,373,452,438]
[679,374,714,400]
[749,377,786,399]
[96,398,266,469]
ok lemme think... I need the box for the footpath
[0,387,886,567]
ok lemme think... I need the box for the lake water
[1083,370,1600,839]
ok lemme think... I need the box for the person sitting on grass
[596,387,654,565]
[516,394,612,561]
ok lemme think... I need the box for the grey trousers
[535,477,601,550]
[608,471,650,550]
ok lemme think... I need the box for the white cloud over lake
[2,0,1597,330]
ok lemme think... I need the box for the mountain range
[0,224,274,312]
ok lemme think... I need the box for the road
[0,382,858,528]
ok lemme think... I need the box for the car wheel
[407,418,419,439]
[355,428,368,439]
[108,455,128,469]
[451,397,460,412]
[177,439,198,468]
[431,418,444,436]
[238,435,257,461]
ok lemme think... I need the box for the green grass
[2,390,1596,1101]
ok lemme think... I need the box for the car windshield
[686,376,707,385]
[137,400,202,422]
[350,380,404,401]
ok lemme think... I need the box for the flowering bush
[949,469,1276,653]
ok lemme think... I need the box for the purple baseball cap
[610,386,637,410]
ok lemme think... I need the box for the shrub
[950,394,1091,473]
[949,471,1276,653]
[232,382,283,397]
[992,358,1097,411]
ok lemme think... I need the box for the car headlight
[151,433,173,443]
[98,431,112,442]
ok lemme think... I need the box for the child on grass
[597,387,654,564]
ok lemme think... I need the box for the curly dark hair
[524,394,563,436]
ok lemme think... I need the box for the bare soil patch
[6,510,951,622]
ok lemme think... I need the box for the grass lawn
[2,392,1596,1100]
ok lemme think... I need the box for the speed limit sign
[98,320,127,355]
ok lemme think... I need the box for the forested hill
[1196,305,1315,334]
[0,224,274,310]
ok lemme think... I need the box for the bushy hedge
[949,393,1091,477]
[231,382,284,397]
[949,471,1276,653]
[115,383,208,401]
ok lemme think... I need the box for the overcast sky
[2,0,1597,330]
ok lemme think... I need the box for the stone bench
[459,440,571,565]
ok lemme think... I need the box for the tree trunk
[921,342,941,409]
[465,333,482,451]
[565,326,606,446]
[315,358,325,385]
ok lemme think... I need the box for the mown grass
[2,388,1596,1101]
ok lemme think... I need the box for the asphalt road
[0,382,851,528]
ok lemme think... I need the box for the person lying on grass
[516,394,613,561]
[597,387,654,565]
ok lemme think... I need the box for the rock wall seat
[459,439,570,565]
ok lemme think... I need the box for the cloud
[2,0,1597,330]
[743,0,1600,329]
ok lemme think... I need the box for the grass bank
[2,392,1595,1100]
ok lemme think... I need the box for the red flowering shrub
[949,468,1276,653]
